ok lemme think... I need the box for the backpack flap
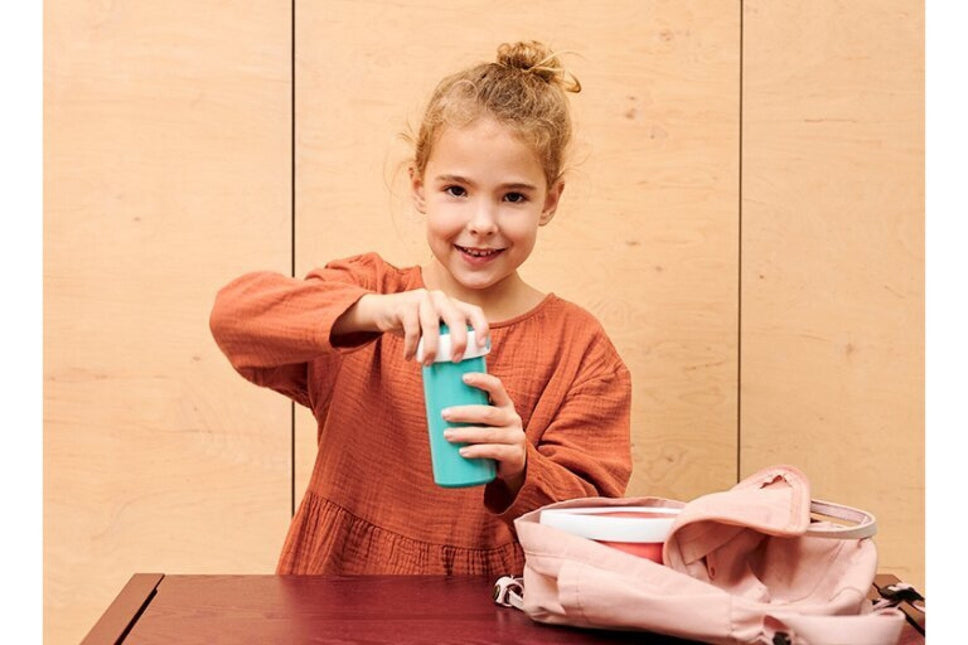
[664,465,814,572]
[663,465,887,619]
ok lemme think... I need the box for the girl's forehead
[443,115,517,139]
[432,118,536,157]
[427,119,544,173]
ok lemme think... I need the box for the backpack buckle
[493,576,524,609]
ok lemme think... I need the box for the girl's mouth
[456,245,504,260]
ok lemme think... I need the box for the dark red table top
[82,574,924,644]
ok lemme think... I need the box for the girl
[210,41,632,576]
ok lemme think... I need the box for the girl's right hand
[349,290,489,365]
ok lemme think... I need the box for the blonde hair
[412,41,581,188]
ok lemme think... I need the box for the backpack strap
[873,573,926,635]
[765,608,907,645]
[804,499,877,539]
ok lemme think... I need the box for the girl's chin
[446,265,508,293]
[425,253,515,294]
[451,274,499,292]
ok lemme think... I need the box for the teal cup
[417,325,496,488]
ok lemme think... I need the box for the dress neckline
[406,265,558,328]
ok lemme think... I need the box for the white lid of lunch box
[539,506,681,543]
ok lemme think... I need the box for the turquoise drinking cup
[418,325,496,488]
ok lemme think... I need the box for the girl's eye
[444,185,467,197]
[504,192,527,204]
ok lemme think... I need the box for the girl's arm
[209,256,381,406]
[210,252,490,405]
[481,365,633,518]
[209,270,369,407]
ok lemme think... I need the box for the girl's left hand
[441,372,527,494]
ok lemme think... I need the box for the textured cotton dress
[210,253,632,576]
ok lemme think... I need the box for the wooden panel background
[741,1,924,590]
[43,1,925,643]
[43,2,293,643]
[293,0,741,505]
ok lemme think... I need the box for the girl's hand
[440,372,527,494]
[338,290,489,364]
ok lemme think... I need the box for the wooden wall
[44,1,923,642]
[741,0,924,592]
[44,2,293,643]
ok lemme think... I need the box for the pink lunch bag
[494,464,908,645]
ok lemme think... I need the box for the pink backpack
[495,465,908,645]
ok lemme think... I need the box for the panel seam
[290,0,297,517]
[737,0,744,484]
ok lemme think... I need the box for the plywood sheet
[44,2,292,642]
[741,0,924,590]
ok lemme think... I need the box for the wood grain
[44,2,293,642]
[741,0,924,590]
[106,574,923,644]
[123,575,693,644]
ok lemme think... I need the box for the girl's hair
[412,41,581,188]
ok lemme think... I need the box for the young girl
[210,41,632,576]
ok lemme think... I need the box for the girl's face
[411,117,563,307]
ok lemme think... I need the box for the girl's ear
[539,180,564,226]
[410,166,427,214]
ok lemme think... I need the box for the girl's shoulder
[496,295,629,378]
[310,252,421,293]
[500,295,620,352]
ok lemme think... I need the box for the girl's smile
[455,244,505,264]
[411,116,563,316]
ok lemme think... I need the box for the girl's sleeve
[208,253,384,407]
[483,362,633,518]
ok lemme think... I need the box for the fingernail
[443,430,454,440]
[462,373,472,383]
[458,447,470,456]
[441,408,452,419]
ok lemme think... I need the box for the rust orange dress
[210,253,632,575]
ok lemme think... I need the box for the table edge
[81,573,164,645]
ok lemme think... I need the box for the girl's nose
[468,201,498,236]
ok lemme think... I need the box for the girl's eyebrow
[434,174,473,186]
[501,182,538,192]
[433,174,537,192]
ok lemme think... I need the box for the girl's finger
[460,372,512,408]
[456,302,489,348]
[417,292,441,364]
[442,404,507,427]
[431,290,468,362]
[400,306,421,360]
[457,443,526,472]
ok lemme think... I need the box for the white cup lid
[539,506,681,543]
[416,329,490,363]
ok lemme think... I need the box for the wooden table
[82,574,924,644]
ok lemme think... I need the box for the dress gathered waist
[276,490,526,576]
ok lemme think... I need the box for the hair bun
[496,41,581,93]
